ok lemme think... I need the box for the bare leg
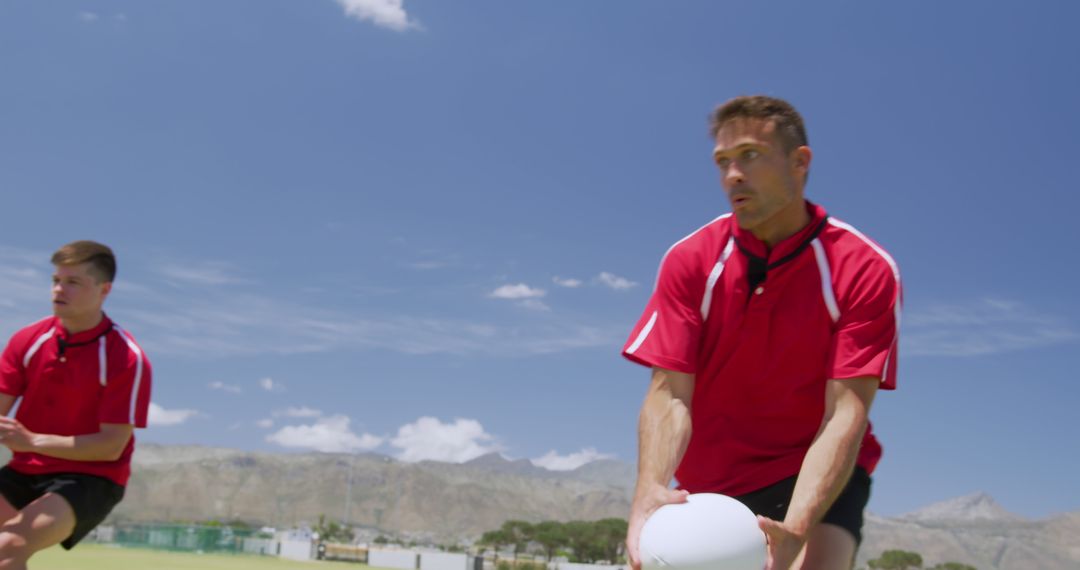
[0,497,17,526]
[796,523,857,570]
[0,493,77,570]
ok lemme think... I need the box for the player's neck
[751,199,810,250]
[61,311,105,335]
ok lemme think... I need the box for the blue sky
[1,1,1078,519]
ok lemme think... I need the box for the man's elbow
[103,446,126,462]
[101,430,133,461]
[819,400,870,441]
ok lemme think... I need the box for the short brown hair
[51,241,116,283]
[708,95,808,152]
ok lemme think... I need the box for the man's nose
[723,164,745,188]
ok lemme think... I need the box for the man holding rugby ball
[623,96,901,570]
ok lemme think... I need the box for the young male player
[0,241,151,569]
[623,96,901,570]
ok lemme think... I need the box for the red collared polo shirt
[0,314,152,486]
[623,202,900,496]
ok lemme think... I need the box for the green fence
[109,523,273,555]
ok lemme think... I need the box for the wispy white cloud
[0,252,64,367]
[490,283,550,311]
[0,248,52,331]
[398,247,460,271]
[488,285,552,310]
[266,415,383,453]
[490,283,546,300]
[334,0,419,32]
[531,447,614,471]
[904,298,1078,357]
[120,302,615,359]
[553,276,583,288]
[157,262,247,286]
[406,261,449,270]
[79,12,99,23]
[148,402,199,427]
[255,419,274,429]
[518,299,551,312]
[258,377,285,392]
[276,406,323,418]
[391,417,502,463]
[0,246,49,266]
[596,272,638,291]
[208,381,242,394]
[0,246,620,360]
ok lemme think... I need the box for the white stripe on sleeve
[113,326,145,424]
[827,218,903,386]
[23,328,56,368]
[99,336,108,386]
[700,237,735,321]
[811,238,840,323]
[626,311,658,355]
[652,214,731,291]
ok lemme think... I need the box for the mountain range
[3,445,1076,570]
[859,493,1080,569]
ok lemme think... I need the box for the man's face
[712,118,809,233]
[52,263,110,320]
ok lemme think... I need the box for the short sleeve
[622,247,704,374]
[0,335,26,397]
[827,258,901,389]
[99,340,152,427]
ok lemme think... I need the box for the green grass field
[31,543,375,570]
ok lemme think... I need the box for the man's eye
[742,149,759,160]
[715,157,731,169]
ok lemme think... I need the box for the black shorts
[0,466,125,550]
[733,467,871,545]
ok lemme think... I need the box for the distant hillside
[858,494,1080,570]
[118,444,635,543]
[899,492,1025,523]
[2,444,1077,569]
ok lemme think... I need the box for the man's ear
[793,145,812,173]
[791,145,812,185]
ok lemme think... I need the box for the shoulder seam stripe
[653,213,731,291]
[113,325,145,425]
[98,336,108,387]
[23,328,56,368]
[811,239,840,323]
[626,311,658,355]
[827,218,902,385]
[700,237,735,321]
[826,218,901,284]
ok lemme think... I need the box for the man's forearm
[635,375,693,493]
[627,369,696,570]
[783,408,867,537]
[28,430,131,462]
[0,394,16,417]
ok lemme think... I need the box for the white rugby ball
[640,493,766,570]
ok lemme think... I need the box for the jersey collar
[55,313,114,344]
[733,201,829,294]
[732,200,828,261]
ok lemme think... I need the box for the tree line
[479,519,628,564]
[863,549,977,570]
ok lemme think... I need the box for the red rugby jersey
[0,314,152,486]
[623,202,900,496]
